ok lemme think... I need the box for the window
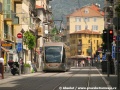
[92,25,98,30]
[4,0,12,18]
[4,0,11,10]
[75,17,81,22]
[45,46,62,63]
[84,8,89,14]
[94,40,95,44]
[75,25,81,31]
[84,17,89,22]
[88,40,90,43]
[93,17,97,22]
[85,25,88,29]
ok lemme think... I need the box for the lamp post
[0,34,1,58]
[20,28,25,61]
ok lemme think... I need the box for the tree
[23,31,36,62]
[50,26,61,41]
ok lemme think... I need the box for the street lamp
[20,28,25,61]
[0,34,1,57]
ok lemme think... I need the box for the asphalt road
[0,67,116,90]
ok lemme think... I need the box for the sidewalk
[0,69,42,84]
[95,62,119,90]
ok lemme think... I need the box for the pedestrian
[82,60,85,67]
[20,58,24,74]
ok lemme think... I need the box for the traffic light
[109,29,113,43]
[103,30,107,43]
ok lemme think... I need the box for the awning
[70,55,87,60]
[1,47,9,52]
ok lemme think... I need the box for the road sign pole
[107,29,110,77]
[117,35,120,88]
[17,33,22,75]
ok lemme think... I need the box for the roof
[67,4,104,17]
[44,42,65,47]
[35,5,44,9]
[70,29,101,35]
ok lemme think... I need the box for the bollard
[0,62,4,79]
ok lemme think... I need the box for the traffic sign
[102,54,106,60]
[17,43,22,52]
[112,46,116,59]
[98,55,100,60]
[117,35,120,41]
[17,33,22,38]
[17,38,22,43]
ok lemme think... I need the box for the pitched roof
[67,4,104,17]
[70,29,101,35]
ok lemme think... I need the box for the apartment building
[0,0,53,69]
[66,4,104,58]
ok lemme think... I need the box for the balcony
[4,11,14,21]
[14,0,23,3]
[43,18,48,23]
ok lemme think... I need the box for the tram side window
[62,47,66,63]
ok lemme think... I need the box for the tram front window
[45,46,62,63]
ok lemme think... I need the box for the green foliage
[24,63,31,67]
[50,27,61,41]
[51,26,58,35]
[23,31,36,50]
[115,4,120,16]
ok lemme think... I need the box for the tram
[41,42,71,72]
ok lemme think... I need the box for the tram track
[86,66,91,90]
[14,72,61,90]
[52,67,83,90]
[52,66,108,90]
[86,67,112,90]
[34,71,73,90]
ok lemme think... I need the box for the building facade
[0,0,53,70]
[66,4,104,58]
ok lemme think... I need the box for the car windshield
[45,46,62,63]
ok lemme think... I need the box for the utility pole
[0,34,1,57]
[91,41,92,66]
[107,28,110,77]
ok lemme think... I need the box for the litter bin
[110,60,115,74]
[101,60,115,74]
[101,61,107,73]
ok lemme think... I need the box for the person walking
[82,60,85,67]
[20,58,24,74]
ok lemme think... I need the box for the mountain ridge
[50,0,104,28]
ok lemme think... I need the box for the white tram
[41,42,71,72]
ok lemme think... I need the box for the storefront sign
[2,43,12,47]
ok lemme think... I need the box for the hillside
[50,0,104,27]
